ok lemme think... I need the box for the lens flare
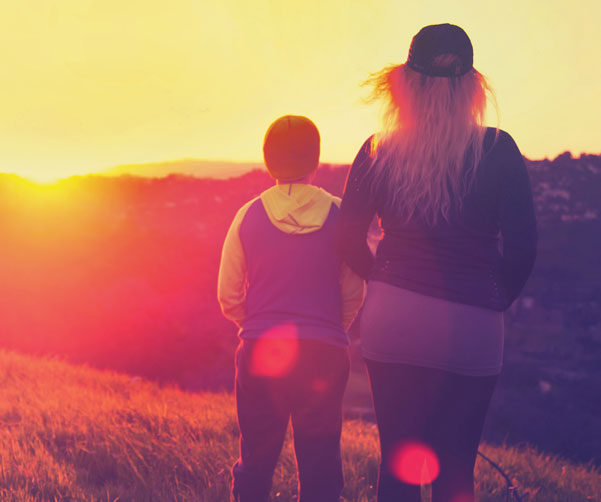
[249,324,299,377]
[312,378,328,394]
[389,441,440,485]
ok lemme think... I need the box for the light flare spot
[389,441,440,485]
[312,378,328,393]
[250,324,299,377]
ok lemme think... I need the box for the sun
[7,162,88,185]
[21,173,66,185]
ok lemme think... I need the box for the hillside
[102,159,263,180]
[1,349,599,502]
[0,153,600,465]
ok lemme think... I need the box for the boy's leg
[232,340,290,502]
[289,341,350,502]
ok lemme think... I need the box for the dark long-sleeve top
[336,128,537,311]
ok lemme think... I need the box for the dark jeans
[365,359,498,502]
[232,338,350,502]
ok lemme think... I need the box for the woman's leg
[365,359,497,502]
[365,359,426,502]
[426,372,497,502]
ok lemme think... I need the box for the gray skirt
[359,281,504,376]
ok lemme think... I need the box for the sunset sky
[1,0,600,182]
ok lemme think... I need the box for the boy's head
[263,115,320,182]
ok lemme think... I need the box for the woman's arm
[335,138,378,280]
[497,133,538,308]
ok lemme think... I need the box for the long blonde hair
[366,54,497,225]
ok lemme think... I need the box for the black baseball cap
[406,23,473,77]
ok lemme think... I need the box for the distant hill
[1,348,599,501]
[102,158,262,179]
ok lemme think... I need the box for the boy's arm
[340,262,365,331]
[217,202,254,326]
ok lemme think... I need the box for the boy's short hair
[263,115,320,182]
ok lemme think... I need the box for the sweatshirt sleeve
[217,200,254,326]
[497,133,538,308]
[335,137,378,280]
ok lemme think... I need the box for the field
[2,154,601,465]
[1,152,601,500]
[1,349,599,502]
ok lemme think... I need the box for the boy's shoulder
[230,196,262,229]
[330,194,342,208]
[314,187,341,212]
[237,196,261,214]
[301,184,341,208]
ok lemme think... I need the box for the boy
[217,115,364,502]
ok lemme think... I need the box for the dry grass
[0,349,599,501]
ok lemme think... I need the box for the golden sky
[1,0,600,181]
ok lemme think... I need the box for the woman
[336,24,537,502]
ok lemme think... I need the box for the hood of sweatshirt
[259,184,339,235]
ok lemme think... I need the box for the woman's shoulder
[483,127,521,154]
[357,134,376,158]
[481,128,525,172]
[349,135,377,174]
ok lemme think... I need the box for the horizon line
[1,149,599,185]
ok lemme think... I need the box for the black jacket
[336,128,537,311]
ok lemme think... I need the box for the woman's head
[406,23,473,77]
[366,24,497,225]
